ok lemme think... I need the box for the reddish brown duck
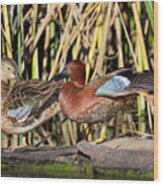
[54,60,153,124]
[1,58,62,134]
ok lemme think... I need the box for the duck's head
[54,60,86,85]
[1,58,18,81]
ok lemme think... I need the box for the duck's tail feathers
[127,72,154,94]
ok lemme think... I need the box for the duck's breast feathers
[94,69,154,98]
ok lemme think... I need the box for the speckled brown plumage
[1,58,63,134]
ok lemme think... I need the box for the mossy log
[1,137,154,180]
[77,137,154,171]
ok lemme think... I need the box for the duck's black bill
[53,69,68,81]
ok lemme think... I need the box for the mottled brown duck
[1,58,62,135]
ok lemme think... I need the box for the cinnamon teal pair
[1,58,154,143]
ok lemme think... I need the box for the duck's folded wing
[7,105,33,122]
[7,80,60,123]
[95,70,154,98]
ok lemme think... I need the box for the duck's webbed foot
[93,125,107,144]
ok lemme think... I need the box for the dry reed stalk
[17,5,23,75]
[32,5,56,55]
[23,8,32,22]
[115,5,124,68]
[61,4,99,60]
[1,28,13,53]
[31,4,39,79]
[40,127,54,146]
[86,4,102,83]
[2,5,13,58]
[42,23,50,80]
[147,101,153,133]
[116,3,139,69]
[1,133,8,149]
[61,121,71,146]
[72,5,85,59]
[72,33,82,59]
[67,120,76,145]
[1,34,5,55]
[91,2,113,79]
[48,4,75,80]
[11,134,18,148]
[132,3,149,71]
[58,8,65,30]
[83,5,100,32]
[72,122,78,143]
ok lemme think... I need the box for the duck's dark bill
[53,69,68,81]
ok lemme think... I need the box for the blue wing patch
[95,76,131,97]
[8,105,32,122]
